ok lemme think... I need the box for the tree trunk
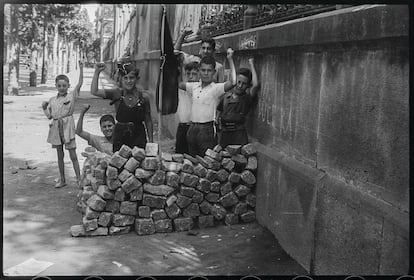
[53,24,58,77]
[6,4,19,95]
[41,17,48,84]
[29,5,39,87]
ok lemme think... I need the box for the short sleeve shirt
[217,91,254,123]
[186,82,225,123]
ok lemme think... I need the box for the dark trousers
[175,123,190,154]
[219,129,248,147]
[187,122,217,157]
[113,122,147,152]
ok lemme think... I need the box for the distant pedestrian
[76,104,114,155]
[91,61,153,152]
[41,60,83,188]
[217,57,260,147]
[178,48,236,157]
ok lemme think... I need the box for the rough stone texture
[151,209,167,220]
[232,154,247,167]
[118,145,132,158]
[143,183,174,196]
[225,213,239,225]
[246,194,256,207]
[204,156,221,171]
[155,219,173,233]
[124,157,140,173]
[220,182,233,196]
[114,188,126,202]
[87,194,106,211]
[241,143,257,156]
[216,169,230,182]
[172,153,184,163]
[72,226,108,237]
[196,155,209,168]
[135,168,154,179]
[194,163,207,178]
[162,161,183,173]
[198,178,211,193]
[219,192,239,208]
[135,218,156,235]
[166,195,178,207]
[220,150,231,158]
[226,145,241,155]
[205,169,217,181]
[141,157,160,170]
[106,166,118,180]
[109,226,131,235]
[240,210,256,223]
[183,153,199,164]
[70,225,87,237]
[131,146,146,161]
[205,192,220,203]
[148,170,166,185]
[110,152,128,169]
[241,170,256,185]
[118,169,133,182]
[97,185,114,200]
[83,217,98,231]
[173,217,193,232]
[229,172,241,184]
[120,201,137,216]
[176,194,192,209]
[205,149,222,162]
[142,194,166,208]
[211,204,227,220]
[122,176,142,194]
[166,172,180,188]
[98,212,113,227]
[180,173,199,187]
[234,202,248,215]
[104,200,120,213]
[183,203,200,218]
[210,181,221,193]
[161,152,173,161]
[221,158,235,172]
[138,206,151,218]
[182,159,194,174]
[192,189,204,204]
[85,207,100,219]
[246,156,258,171]
[145,142,159,157]
[180,186,196,197]
[213,144,223,153]
[165,203,181,219]
[198,215,215,228]
[107,178,122,191]
[200,200,213,214]
[113,214,135,226]
[93,166,105,181]
[234,185,251,197]
[129,187,143,201]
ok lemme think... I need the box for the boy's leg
[68,148,81,185]
[197,124,217,157]
[56,145,66,188]
[186,124,198,157]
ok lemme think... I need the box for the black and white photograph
[2,3,409,278]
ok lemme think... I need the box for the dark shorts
[175,122,190,154]
[219,129,248,148]
[187,122,217,157]
[113,122,147,152]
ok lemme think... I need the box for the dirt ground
[2,67,306,277]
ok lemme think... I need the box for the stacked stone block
[72,143,257,237]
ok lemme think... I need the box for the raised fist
[95,62,106,72]
[182,25,193,37]
[248,57,254,64]
[227,48,234,59]
[79,60,84,68]
[82,104,91,113]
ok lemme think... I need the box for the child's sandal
[55,181,67,188]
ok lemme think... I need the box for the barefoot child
[42,61,83,188]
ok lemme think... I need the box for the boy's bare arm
[248,57,260,97]
[73,60,84,98]
[144,110,154,143]
[91,63,107,98]
[174,25,193,51]
[224,48,236,92]
[76,104,91,141]
[42,101,52,119]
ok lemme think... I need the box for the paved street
[3,67,306,276]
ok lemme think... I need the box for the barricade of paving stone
[71,143,257,237]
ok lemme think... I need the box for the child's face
[121,72,138,90]
[234,74,250,95]
[56,79,70,94]
[199,63,215,84]
[185,69,199,82]
[100,121,114,138]
[199,42,214,58]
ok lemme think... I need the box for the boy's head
[234,68,252,95]
[184,61,200,82]
[199,38,216,58]
[55,75,70,95]
[199,56,216,84]
[99,114,115,138]
[117,61,140,90]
